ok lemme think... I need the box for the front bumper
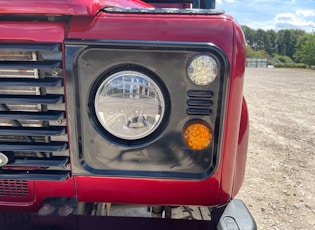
[0,199,256,230]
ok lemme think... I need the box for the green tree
[253,29,266,51]
[275,29,305,58]
[276,30,287,56]
[265,30,277,55]
[287,30,305,58]
[246,46,270,59]
[295,33,315,66]
[241,26,307,61]
[241,25,255,46]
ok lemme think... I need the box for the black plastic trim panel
[212,199,257,230]
[65,40,229,179]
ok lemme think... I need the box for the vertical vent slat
[0,43,70,182]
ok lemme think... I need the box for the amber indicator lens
[183,121,213,150]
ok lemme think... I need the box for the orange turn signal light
[183,121,213,150]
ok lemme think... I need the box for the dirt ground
[236,68,315,229]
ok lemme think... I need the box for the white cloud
[217,0,236,4]
[275,13,295,21]
[218,0,315,32]
[296,9,315,17]
[274,11,315,31]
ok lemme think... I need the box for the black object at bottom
[0,199,256,230]
[212,199,257,230]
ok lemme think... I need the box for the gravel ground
[236,68,315,229]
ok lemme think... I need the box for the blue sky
[217,0,315,32]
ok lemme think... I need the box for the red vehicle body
[0,0,255,229]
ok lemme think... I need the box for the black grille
[186,90,213,115]
[0,43,70,181]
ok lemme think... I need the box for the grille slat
[0,61,62,69]
[0,78,63,87]
[0,126,65,136]
[6,156,69,168]
[0,172,70,181]
[0,142,67,152]
[0,111,65,121]
[0,43,70,182]
[0,94,64,104]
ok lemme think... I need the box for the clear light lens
[95,71,165,140]
[187,55,218,85]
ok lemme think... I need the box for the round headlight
[187,55,218,85]
[95,70,165,140]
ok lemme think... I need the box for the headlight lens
[187,55,218,85]
[95,70,165,140]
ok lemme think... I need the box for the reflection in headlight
[95,71,165,140]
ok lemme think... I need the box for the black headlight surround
[89,64,171,147]
[65,40,229,179]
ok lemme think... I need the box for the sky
[217,0,315,32]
